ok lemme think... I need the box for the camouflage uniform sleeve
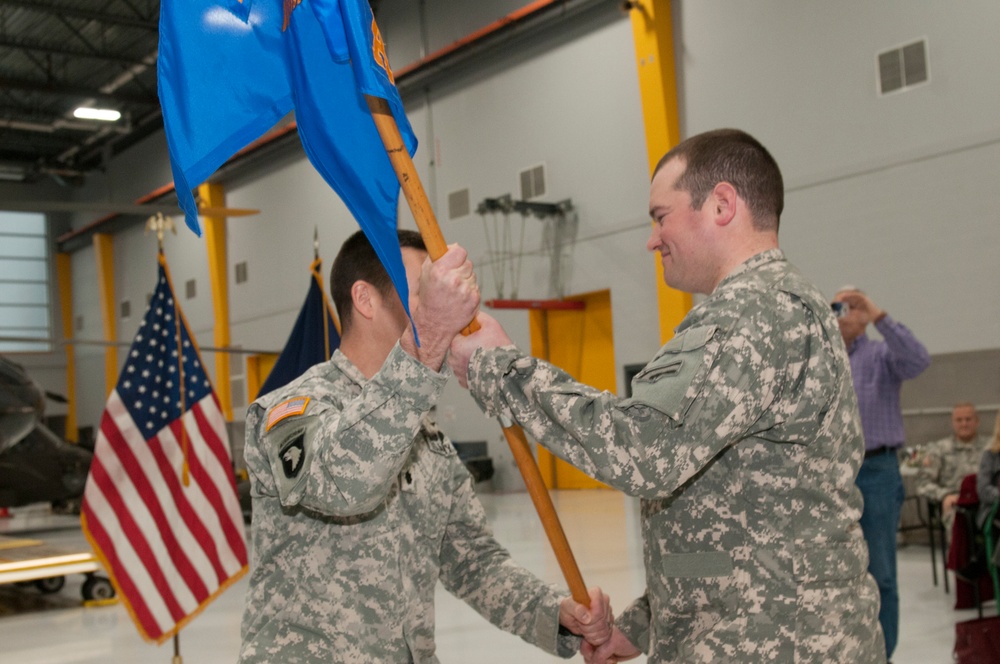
[243,402,274,499]
[255,344,448,516]
[616,592,651,654]
[466,304,787,499]
[915,439,949,502]
[437,458,579,658]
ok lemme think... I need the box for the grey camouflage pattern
[916,434,990,503]
[467,249,885,663]
[239,343,578,663]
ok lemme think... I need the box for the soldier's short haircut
[331,229,426,335]
[654,128,784,232]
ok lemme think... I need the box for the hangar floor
[0,491,977,663]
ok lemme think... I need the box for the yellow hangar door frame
[528,289,615,490]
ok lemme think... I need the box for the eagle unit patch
[279,432,306,479]
[266,396,310,432]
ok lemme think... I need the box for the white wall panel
[781,139,1000,353]
[675,0,1000,354]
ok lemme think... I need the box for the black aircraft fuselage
[0,355,43,454]
[0,355,92,509]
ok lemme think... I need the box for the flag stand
[365,95,588,604]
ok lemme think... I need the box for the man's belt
[864,446,898,459]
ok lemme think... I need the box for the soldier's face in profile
[402,248,426,312]
[385,247,427,334]
[647,158,715,294]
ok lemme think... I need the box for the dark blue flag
[258,259,341,397]
[157,0,417,320]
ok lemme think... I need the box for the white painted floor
[0,491,984,663]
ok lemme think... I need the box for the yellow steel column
[629,0,692,343]
[198,182,233,421]
[92,233,118,397]
[55,252,78,442]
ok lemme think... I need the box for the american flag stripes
[81,254,247,644]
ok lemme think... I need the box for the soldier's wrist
[400,327,448,372]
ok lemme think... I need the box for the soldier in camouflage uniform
[449,130,885,663]
[917,403,988,533]
[239,230,610,663]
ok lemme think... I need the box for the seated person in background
[976,411,1000,529]
[238,230,610,663]
[917,403,990,532]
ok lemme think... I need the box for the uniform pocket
[652,551,740,645]
[401,448,454,544]
[627,324,718,422]
[661,551,733,578]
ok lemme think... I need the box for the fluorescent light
[73,107,121,122]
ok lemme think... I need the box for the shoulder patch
[266,396,311,432]
[279,432,306,479]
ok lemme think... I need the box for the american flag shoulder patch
[266,396,311,432]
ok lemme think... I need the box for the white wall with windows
[0,212,50,353]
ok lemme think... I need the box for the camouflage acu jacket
[917,434,990,503]
[239,344,577,663]
[467,249,885,663]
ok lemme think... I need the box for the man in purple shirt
[833,287,930,662]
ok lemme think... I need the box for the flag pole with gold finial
[143,213,186,664]
[364,96,589,605]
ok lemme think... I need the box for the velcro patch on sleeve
[266,420,314,505]
[266,396,311,432]
[279,431,306,480]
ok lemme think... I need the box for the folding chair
[949,475,995,617]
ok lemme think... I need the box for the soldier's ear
[710,182,738,227]
[351,280,377,322]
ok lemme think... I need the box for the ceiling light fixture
[0,166,26,182]
[73,107,121,122]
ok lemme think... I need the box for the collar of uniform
[953,434,987,449]
[714,248,786,292]
[330,347,368,387]
[331,342,448,393]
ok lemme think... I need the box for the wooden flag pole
[366,95,589,604]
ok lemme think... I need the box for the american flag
[81,255,248,644]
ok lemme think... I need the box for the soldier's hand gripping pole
[366,95,589,604]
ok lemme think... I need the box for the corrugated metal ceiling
[0,0,161,184]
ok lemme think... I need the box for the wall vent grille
[235,261,249,284]
[185,279,196,300]
[120,299,131,320]
[448,188,470,220]
[878,39,929,95]
[519,164,546,200]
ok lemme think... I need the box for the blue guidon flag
[157,0,417,321]
[81,254,248,644]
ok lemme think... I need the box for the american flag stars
[115,264,212,441]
